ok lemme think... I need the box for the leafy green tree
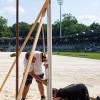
[0,16,12,37]
[19,22,31,37]
[62,13,78,26]
[42,23,47,38]
[69,24,90,34]
[90,22,100,30]
[10,22,31,37]
[60,13,89,36]
[61,13,78,36]
[52,20,60,37]
[10,23,16,37]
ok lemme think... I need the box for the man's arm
[44,62,48,69]
[29,71,48,86]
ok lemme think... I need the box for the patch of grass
[53,52,100,60]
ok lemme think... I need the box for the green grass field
[53,52,100,60]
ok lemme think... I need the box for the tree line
[0,13,100,38]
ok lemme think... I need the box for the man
[52,83,90,100]
[21,51,48,100]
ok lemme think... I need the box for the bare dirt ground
[0,52,100,100]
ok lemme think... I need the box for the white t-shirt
[23,51,44,75]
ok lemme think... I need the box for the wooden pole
[0,0,48,92]
[17,9,46,100]
[16,0,19,98]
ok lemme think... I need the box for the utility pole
[57,0,63,37]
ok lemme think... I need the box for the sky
[0,0,100,26]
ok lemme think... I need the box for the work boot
[41,95,45,100]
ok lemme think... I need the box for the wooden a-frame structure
[0,0,52,100]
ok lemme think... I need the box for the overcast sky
[0,0,100,26]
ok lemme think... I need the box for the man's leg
[36,73,45,100]
[37,82,45,98]
[21,74,33,100]
[22,84,31,100]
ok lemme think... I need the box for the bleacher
[0,29,100,52]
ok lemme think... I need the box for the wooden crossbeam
[0,0,48,92]
[17,9,46,100]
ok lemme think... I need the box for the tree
[90,22,100,30]
[52,20,60,37]
[19,22,31,37]
[0,16,11,37]
[62,13,78,27]
[10,22,31,37]
[60,13,89,36]
[61,13,78,36]
[69,24,90,34]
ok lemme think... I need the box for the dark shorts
[25,73,44,85]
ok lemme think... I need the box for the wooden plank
[17,9,46,100]
[0,0,48,92]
